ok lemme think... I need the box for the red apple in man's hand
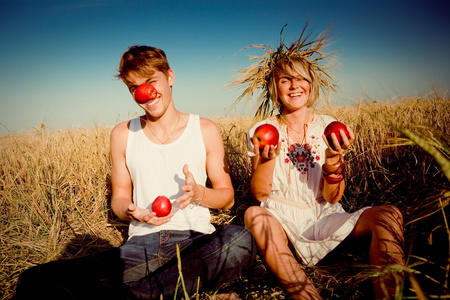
[324,121,350,151]
[134,83,158,104]
[253,124,279,151]
[152,196,172,217]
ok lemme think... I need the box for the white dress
[248,114,369,266]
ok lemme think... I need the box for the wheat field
[1,92,449,299]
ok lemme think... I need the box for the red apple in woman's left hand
[253,124,279,151]
[324,121,350,150]
[134,83,157,104]
[152,196,172,217]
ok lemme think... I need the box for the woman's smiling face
[276,65,310,113]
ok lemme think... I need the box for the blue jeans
[14,225,256,300]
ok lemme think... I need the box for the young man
[14,46,256,299]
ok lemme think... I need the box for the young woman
[232,26,405,299]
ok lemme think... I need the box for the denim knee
[216,224,257,265]
[204,225,257,288]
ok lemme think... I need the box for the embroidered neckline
[271,114,320,183]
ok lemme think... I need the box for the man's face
[126,69,175,119]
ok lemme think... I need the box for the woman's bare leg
[244,206,322,299]
[349,205,405,299]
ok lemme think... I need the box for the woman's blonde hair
[230,23,337,119]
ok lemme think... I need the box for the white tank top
[125,114,215,239]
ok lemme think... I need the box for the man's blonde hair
[115,46,171,87]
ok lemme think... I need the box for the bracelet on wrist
[322,155,345,184]
[196,185,206,206]
[323,173,344,184]
[322,155,345,176]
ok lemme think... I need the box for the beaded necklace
[278,112,316,183]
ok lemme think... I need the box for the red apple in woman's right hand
[324,121,350,151]
[253,124,279,151]
[134,83,157,104]
[152,196,172,217]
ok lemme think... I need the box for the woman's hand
[323,125,355,162]
[253,136,281,161]
[320,124,354,204]
[250,137,281,202]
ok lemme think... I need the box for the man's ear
[168,69,175,87]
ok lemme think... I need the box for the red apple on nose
[324,121,350,150]
[152,195,172,217]
[253,124,279,151]
[134,83,157,104]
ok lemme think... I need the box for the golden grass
[1,92,449,299]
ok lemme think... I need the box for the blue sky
[1,0,449,135]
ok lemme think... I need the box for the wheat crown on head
[229,22,337,119]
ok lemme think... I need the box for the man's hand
[126,203,172,226]
[176,164,203,209]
